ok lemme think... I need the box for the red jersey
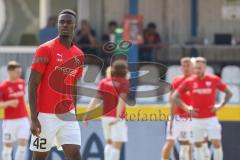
[177,74,227,118]
[97,77,129,118]
[31,38,84,114]
[172,75,191,117]
[0,79,28,119]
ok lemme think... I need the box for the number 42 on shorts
[33,138,47,149]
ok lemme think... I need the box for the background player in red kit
[28,9,84,160]
[0,61,30,160]
[161,57,193,160]
[173,57,232,160]
[84,60,129,160]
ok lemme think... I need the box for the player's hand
[109,119,120,126]
[82,114,89,127]
[30,118,41,137]
[185,106,198,117]
[211,104,222,113]
[7,99,19,108]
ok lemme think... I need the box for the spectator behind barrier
[39,16,58,44]
[102,21,118,42]
[140,22,161,61]
[74,20,97,55]
[101,21,118,72]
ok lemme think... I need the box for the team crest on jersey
[193,82,198,88]
[18,84,23,90]
[56,53,63,62]
[7,87,13,93]
[205,81,211,87]
[74,56,81,66]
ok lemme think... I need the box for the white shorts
[102,117,128,142]
[191,117,222,142]
[166,116,192,141]
[30,110,81,152]
[2,117,30,143]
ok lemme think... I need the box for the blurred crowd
[21,16,162,65]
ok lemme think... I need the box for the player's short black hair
[7,61,21,71]
[59,9,77,18]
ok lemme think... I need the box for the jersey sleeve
[215,76,227,92]
[31,46,51,74]
[177,80,190,95]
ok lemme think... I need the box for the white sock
[2,146,13,160]
[109,147,120,160]
[104,144,112,160]
[202,142,210,160]
[194,146,205,160]
[15,145,27,160]
[179,145,190,160]
[213,147,223,160]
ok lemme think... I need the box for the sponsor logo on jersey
[9,91,24,98]
[206,81,212,87]
[55,66,77,76]
[193,88,212,94]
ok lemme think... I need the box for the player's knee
[211,139,221,148]
[112,142,123,150]
[164,140,175,150]
[106,139,112,144]
[32,152,49,160]
[4,143,13,148]
[67,149,81,160]
[194,142,203,148]
[17,138,28,146]
[179,140,190,145]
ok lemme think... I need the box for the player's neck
[197,73,205,79]
[184,73,192,77]
[58,36,72,49]
[8,77,18,83]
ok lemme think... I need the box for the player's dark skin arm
[73,79,78,114]
[28,70,43,137]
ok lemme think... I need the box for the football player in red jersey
[84,60,129,160]
[161,57,193,160]
[0,61,30,160]
[173,57,232,160]
[28,9,84,160]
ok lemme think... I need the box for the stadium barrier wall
[0,105,240,159]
